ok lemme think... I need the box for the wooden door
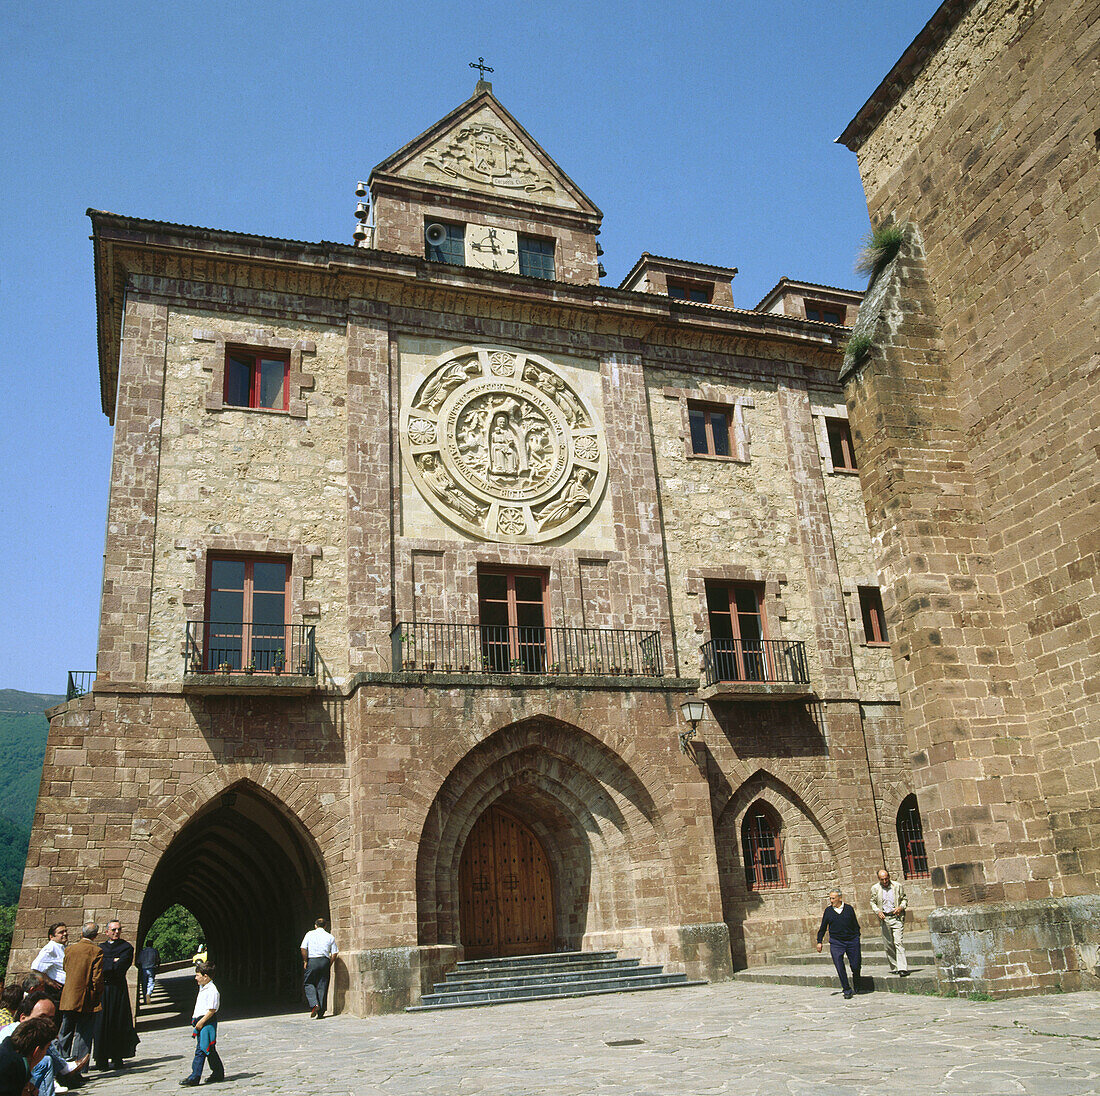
[459,805,555,959]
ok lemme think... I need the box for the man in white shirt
[299,918,338,1019]
[870,868,910,975]
[31,923,68,986]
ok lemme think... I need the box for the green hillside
[0,689,61,831]
[0,689,62,904]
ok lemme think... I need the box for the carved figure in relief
[523,364,587,427]
[536,469,593,531]
[525,426,552,479]
[418,454,486,523]
[488,412,522,476]
[417,359,480,412]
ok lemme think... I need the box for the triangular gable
[370,91,602,218]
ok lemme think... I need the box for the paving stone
[103,971,1100,1095]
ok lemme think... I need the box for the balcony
[699,638,813,700]
[183,621,317,695]
[391,622,664,679]
[66,671,95,701]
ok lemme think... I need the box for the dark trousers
[829,937,862,993]
[187,1019,223,1082]
[59,1010,96,1058]
[303,957,331,1014]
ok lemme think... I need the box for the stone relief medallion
[423,123,554,195]
[401,347,608,543]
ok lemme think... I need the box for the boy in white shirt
[180,962,224,1086]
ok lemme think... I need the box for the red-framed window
[826,418,858,471]
[224,348,290,411]
[742,803,787,891]
[805,300,844,324]
[706,581,768,681]
[668,279,712,303]
[205,555,290,672]
[859,586,889,645]
[477,567,549,672]
[897,794,929,879]
[688,402,732,457]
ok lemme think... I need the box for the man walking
[300,918,338,1019]
[136,941,160,1005]
[870,868,909,975]
[816,890,862,999]
[95,920,138,1070]
[59,923,103,1061]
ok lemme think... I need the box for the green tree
[144,904,203,962]
[0,904,16,983]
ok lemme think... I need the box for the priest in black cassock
[95,920,139,1070]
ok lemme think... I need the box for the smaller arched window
[741,802,787,891]
[896,794,929,879]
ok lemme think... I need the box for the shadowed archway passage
[138,781,329,1006]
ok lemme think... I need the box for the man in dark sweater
[816,890,862,998]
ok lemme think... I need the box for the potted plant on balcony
[509,657,523,673]
[549,661,561,674]
[217,661,231,676]
[273,648,285,675]
[401,632,416,670]
[481,656,492,672]
[244,659,256,675]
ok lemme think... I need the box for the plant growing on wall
[855,222,906,280]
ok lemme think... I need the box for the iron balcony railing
[392,622,664,677]
[66,671,95,701]
[184,621,316,676]
[701,638,809,688]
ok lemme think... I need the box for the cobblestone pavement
[99,974,1098,1095]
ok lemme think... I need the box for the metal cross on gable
[469,57,494,80]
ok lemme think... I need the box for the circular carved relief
[401,346,608,543]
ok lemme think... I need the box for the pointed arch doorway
[459,804,555,959]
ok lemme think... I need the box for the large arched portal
[459,803,555,958]
[418,717,675,960]
[137,781,329,1003]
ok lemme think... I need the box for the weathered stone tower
[838,0,1100,995]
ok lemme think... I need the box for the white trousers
[881,914,907,972]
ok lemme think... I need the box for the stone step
[444,956,640,980]
[409,972,704,1011]
[436,961,663,993]
[777,947,934,967]
[453,950,619,973]
[732,960,937,995]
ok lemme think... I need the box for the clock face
[465,224,519,272]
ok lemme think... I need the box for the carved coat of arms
[401,347,607,543]
[424,123,553,194]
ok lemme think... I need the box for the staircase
[731,931,939,995]
[407,950,705,1011]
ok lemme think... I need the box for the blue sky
[0,0,936,694]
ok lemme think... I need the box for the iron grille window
[224,349,289,411]
[425,221,466,265]
[897,794,929,879]
[518,234,555,280]
[827,418,858,471]
[859,586,889,645]
[742,804,787,891]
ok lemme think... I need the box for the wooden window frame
[688,401,734,459]
[518,234,556,280]
[804,299,844,324]
[223,347,291,412]
[705,580,771,681]
[897,794,930,880]
[742,802,787,892]
[826,417,858,473]
[667,278,712,303]
[858,586,890,646]
[477,566,550,671]
[204,554,291,672]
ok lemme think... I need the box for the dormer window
[668,279,712,303]
[804,299,844,324]
[425,220,465,265]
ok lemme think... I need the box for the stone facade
[11,86,923,1014]
[839,0,1100,994]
